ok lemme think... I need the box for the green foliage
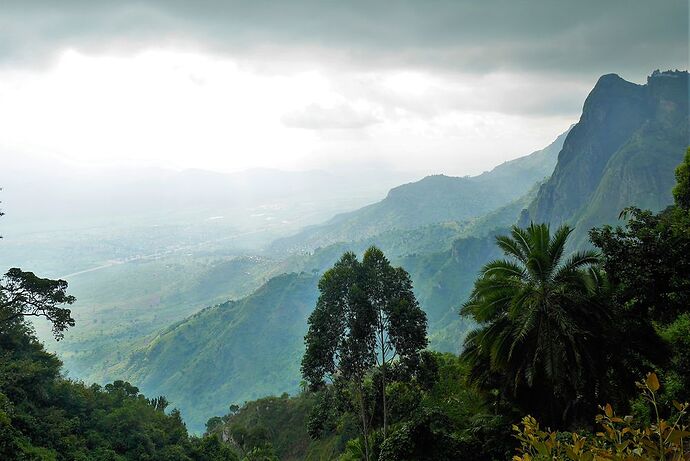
[219,352,511,460]
[209,393,350,461]
[673,148,690,210]
[590,206,690,325]
[590,181,690,406]
[0,268,75,340]
[302,247,428,458]
[0,319,236,460]
[660,314,690,404]
[461,223,607,427]
[378,409,464,461]
[513,373,690,461]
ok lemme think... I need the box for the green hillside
[118,272,321,432]
[113,71,687,436]
[113,213,525,431]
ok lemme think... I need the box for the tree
[360,247,427,437]
[301,247,428,459]
[460,224,605,427]
[0,205,76,340]
[673,147,690,210]
[588,149,690,403]
[0,268,76,340]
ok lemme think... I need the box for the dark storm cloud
[1,0,687,77]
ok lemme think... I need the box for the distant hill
[272,130,568,252]
[118,272,320,432]
[521,70,689,246]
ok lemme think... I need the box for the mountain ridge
[272,129,568,252]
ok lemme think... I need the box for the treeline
[0,320,238,460]
[212,148,690,460]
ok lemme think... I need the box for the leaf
[646,372,660,392]
[667,430,690,443]
[604,403,613,417]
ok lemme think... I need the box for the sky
[0,1,687,178]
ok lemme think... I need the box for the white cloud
[281,102,380,130]
[0,48,576,178]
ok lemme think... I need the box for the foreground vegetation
[513,373,689,461]
[0,215,239,459]
[0,320,237,460]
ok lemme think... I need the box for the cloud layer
[1,0,687,78]
[0,1,686,177]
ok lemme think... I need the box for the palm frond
[480,259,526,279]
[495,235,526,262]
[548,225,573,268]
[510,225,535,262]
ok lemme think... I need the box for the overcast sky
[0,1,687,177]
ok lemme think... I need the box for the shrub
[513,373,690,460]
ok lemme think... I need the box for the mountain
[107,181,547,432]
[521,70,689,245]
[116,272,320,432]
[109,134,568,432]
[272,130,568,252]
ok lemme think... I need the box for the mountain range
[271,129,568,252]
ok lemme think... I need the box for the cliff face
[521,71,689,244]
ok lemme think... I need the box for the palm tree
[460,223,607,427]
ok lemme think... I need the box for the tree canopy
[0,268,76,340]
[461,223,607,427]
[301,246,428,460]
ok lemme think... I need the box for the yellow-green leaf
[646,372,660,392]
[667,430,690,443]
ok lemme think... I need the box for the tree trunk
[358,383,371,461]
[379,324,388,438]
[381,360,388,439]
[545,306,558,428]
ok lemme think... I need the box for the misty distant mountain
[0,162,413,236]
[272,129,568,252]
